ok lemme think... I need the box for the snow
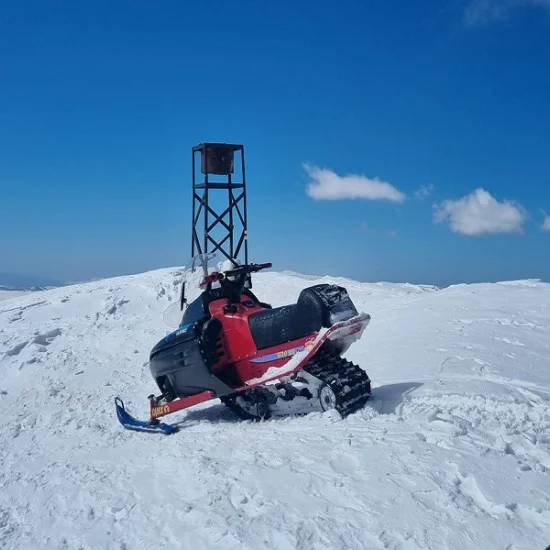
[0,290,33,302]
[1,267,549,549]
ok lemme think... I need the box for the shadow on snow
[367,382,424,415]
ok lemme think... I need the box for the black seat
[248,288,325,350]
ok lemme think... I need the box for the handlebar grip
[253,262,272,270]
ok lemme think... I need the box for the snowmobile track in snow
[304,349,371,417]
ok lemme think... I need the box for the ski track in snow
[1,270,550,549]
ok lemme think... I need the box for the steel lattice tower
[191,143,249,266]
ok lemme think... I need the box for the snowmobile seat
[248,287,324,350]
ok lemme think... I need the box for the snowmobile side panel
[233,334,316,382]
[208,295,264,362]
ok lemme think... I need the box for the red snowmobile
[115,254,371,433]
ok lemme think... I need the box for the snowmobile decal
[250,345,306,363]
[175,325,191,336]
[151,404,171,418]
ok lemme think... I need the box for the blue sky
[1,0,549,286]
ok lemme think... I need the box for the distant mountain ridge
[0,273,65,290]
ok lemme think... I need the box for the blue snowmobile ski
[115,397,179,435]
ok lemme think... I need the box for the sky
[1,0,549,287]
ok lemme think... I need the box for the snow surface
[1,269,549,549]
[0,290,32,302]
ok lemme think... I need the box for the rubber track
[221,351,371,420]
[303,349,371,417]
[220,389,273,421]
[220,398,259,421]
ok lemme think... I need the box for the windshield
[162,252,241,328]
[181,251,241,295]
[184,252,219,279]
[180,294,205,326]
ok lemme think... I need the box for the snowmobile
[115,253,372,434]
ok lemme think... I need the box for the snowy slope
[0,290,33,302]
[1,268,549,550]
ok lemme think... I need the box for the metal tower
[191,142,248,266]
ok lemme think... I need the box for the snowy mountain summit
[1,267,549,549]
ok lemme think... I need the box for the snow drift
[1,268,549,549]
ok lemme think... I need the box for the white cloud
[414,184,435,200]
[542,214,550,231]
[465,0,550,26]
[304,164,406,202]
[433,188,527,236]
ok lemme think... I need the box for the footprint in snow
[4,341,29,357]
[32,328,62,347]
[106,299,130,315]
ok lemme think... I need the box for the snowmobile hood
[150,323,196,358]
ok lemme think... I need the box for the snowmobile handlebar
[223,262,272,278]
[199,262,272,287]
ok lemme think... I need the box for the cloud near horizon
[542,214,550,231]
[304,164,406,202]
[465,0,550,26]
[433,188,527,236]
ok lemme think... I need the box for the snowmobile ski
[114,397,179,434]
